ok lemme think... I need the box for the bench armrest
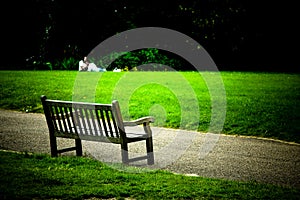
[123,116,155,126]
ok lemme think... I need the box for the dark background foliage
[1,0,299,72]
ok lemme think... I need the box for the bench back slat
[48,104,77,135]
[64,107,74,133]
[88,109,99,136]
[54,106,63,131]
[41,97,125,141]
[58,106,69,133]
[111,111,120,138]
[78,108,88,134]
[95,109,104,136]
[48,104,58,131]
[99,109,109,137]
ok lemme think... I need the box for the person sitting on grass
[79,57,106,72]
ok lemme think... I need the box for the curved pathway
[0,109,299,188]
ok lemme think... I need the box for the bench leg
[146,137,154,165]
[75,139,83,156]
[144,124,154,165]
[49,134,58,157]
[121,142,129,164]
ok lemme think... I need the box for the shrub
[106,48,185,71]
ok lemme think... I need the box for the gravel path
[0,109,299,188]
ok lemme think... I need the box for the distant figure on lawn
[79,57,106,72]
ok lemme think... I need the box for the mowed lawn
[1,150,299,200]
[0,70,299,143]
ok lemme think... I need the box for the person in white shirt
[79,57,106,72]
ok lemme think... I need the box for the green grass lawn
[0,70,299,143]
[1,150,299,199]
[1,71,300,199]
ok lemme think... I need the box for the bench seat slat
[54,131,79,139]
[54,125,147,140]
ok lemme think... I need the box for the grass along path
[1,150,299,199]
[0,70,299,143]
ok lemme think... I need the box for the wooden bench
[40,95,155,165]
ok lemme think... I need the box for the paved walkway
[0,109,299,188]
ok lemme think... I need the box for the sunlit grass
[0,70,299,142]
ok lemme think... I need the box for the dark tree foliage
[1,0,298,72]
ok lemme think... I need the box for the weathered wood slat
[64,107,74,134]
[100,109,109,137]
[89,109,98,136]
[95,110,104,136]
[54,106,64,132]
[111,112,120,138]
[105,110,114,137]
[59,106,68,133]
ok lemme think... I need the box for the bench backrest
[41,96,126,143]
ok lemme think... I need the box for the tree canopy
[1,0,298,72]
